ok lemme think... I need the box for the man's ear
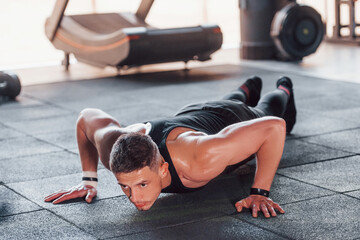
[159,162,169,177]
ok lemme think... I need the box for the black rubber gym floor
[1,64,360,239]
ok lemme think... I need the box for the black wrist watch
[82,177,98,182]
[250,188,270,197]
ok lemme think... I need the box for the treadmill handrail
[45,0,69,41]
[46,0,154,41]
[136,0,155,21]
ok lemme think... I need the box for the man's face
[114,166,163,211]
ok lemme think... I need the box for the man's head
[110,132,169,211]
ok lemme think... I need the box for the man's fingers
[252,204,259,218]
[260,203,270,218]
[236,197,284,218]
[235,200,249,212]
[235,203,243,212]
[52,190,85,204]
[52,192,74,204]
[85,189,97,203]
[272,202,285,214]
[266,203,277,217]
[44,191,68,202]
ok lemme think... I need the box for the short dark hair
[110,132,159,173]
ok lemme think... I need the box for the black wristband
[82,177,98,182]
[250,188,270,197]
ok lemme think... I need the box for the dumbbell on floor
[0,71,21,99]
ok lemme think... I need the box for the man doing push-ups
[45,76,296,218]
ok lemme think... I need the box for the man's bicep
[195,129,251,166]
[198,117,281,165]
[219,117,284,139]
[79,108,120,142]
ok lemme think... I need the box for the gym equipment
[327,0,360,45]
[0,71,21,99]
[239,0,324,61]
[45,0,223,70]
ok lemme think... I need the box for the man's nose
[129,189,140,202]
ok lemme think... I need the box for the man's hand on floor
[44,184,97,204]
[235,195,285,218]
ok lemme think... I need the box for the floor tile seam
[41,195,128,210]
[296,93,360,105]
[297,107,360,123]
[29,138,76,154]
[0,114,72,124]
[0,122,30,137]
[22,93,80,114]
[43,207,99,239]
[311,109,360,124]
[22,83,170,105]
[22,75,165,91]
[0,136,25,142]
[0,121,76,137]
[340,192,360,201]
[288,125,360,141]
[2,184,48,211]
[102,215,227,240]
[280,193,338,206]
[278,191,360,208]
[0,100,72,113]
[102,101,175,113]
[238,61,360,85]
[227,214,294,240]
[275,173,348,195]
[0,112,76,124]
[17,93,54,106]
[277,153,359,170]
[342,189,360,194]
[0,149,66,162]
[296,138,358,155]
[22,132,73,153]
[3,169,84,185]
[62,148,79,156]
[3,162,106,185]
[0,208,44,218]
[295,93,346,105]
[0,103,44,110]
[22,79,91,89]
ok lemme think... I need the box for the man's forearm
[76,117,99,173]
[76,117,99,188]
[251,121,286,191]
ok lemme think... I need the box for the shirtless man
[45,76,296,218]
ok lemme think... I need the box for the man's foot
[276,76,296,134]
[239,76,262,107]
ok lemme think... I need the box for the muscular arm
[76,112,99,172]
[45,108,123,204]
[196,116,286,217]
[76,108,122,171]
[221,116,286,191]
[197,116,286,187]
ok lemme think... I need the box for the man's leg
[253,76,296,133]
[222,76,262,107]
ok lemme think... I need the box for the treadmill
[45,0,223,70]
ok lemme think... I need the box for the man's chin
[135,203,153,211]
